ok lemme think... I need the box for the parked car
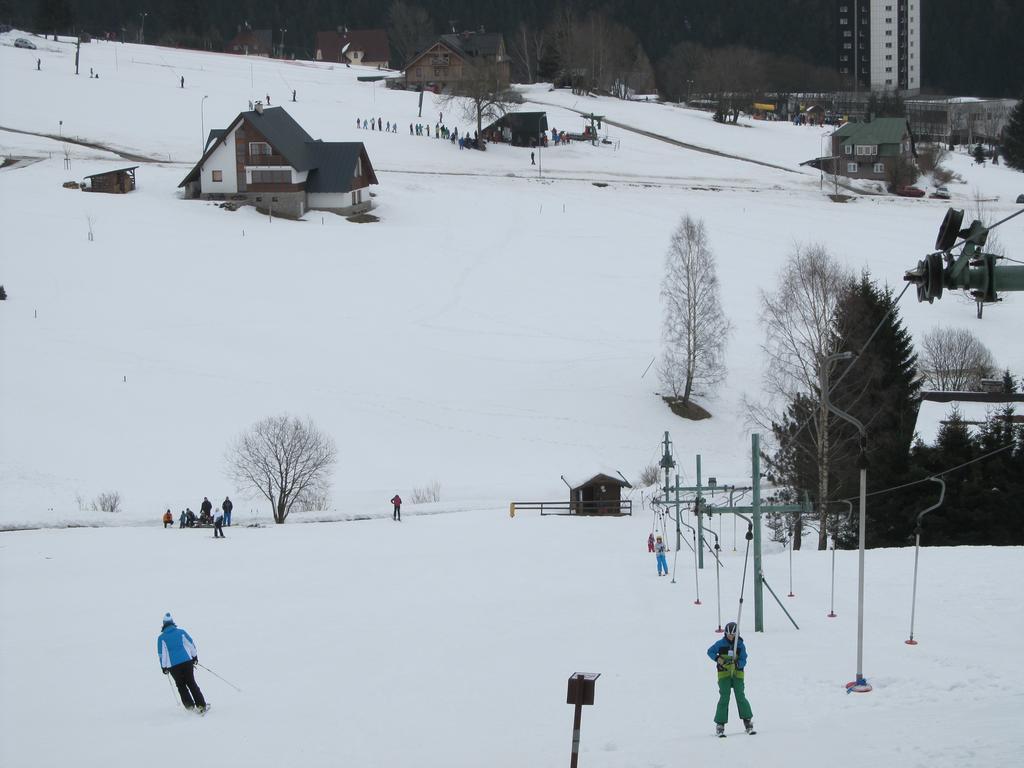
[896,185,926,198]
[14,38,37,49]
[931,186,951,199]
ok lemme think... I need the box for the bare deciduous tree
[919,327,996,391]
[659,215,732,408]
[760,244,852,549]
[508,22,548,84]
[441,58,520,138]
[226,415,337,524]
[387,1,434,67]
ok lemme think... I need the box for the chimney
[254,101,263,114]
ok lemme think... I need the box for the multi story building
[837,1,920,94]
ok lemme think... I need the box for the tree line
[19,0,1023,97]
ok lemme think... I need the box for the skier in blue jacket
[707,621,754,735]
[157,612,208,712]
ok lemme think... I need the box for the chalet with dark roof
[315,29,390,68]
[830,117,916,181]
[404,30,509,91]
[179,104,378,218]
[226,27,272,57]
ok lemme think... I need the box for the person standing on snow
[647,532,655,553]
[655,535,669,576]
[158,613,208,713]
[200,496,213,522]
[213,508,226,538]
[707,622,754,736]
[391,494,402,521]
[222,496,233,527]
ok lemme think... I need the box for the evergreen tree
[973,144,986,165]
[1003,97,1024,171]
[829,274,921,548]
[0,284,6,300]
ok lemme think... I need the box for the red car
[896,186,926,198]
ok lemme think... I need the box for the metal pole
[569,675,583,768]
[907,478,946,645]
[752,434,764,632]
[696,455,704,569]
[828,538,838,617]
[734,523,753,657]
[788,525,794,597]
[713,532,723,631]
[201,95,208,154]
[855,465,867,685]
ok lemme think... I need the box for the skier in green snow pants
[707,621,754,735]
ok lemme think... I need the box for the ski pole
[197,663,243,692]
[166,671,183,707]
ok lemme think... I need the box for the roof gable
[305,143,378,193]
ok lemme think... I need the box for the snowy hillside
[1,32,1022,528]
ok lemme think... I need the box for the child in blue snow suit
[655,535,669,576]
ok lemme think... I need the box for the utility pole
[139,12,148,45]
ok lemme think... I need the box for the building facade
[838,1,920,94]
[404,31,509,91]
[179,105,377,218]
[830,116,915,181]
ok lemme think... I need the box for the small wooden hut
[570,473,632,516]
[83,166,138,194]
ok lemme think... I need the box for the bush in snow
[410,481,441,504]
[92,491,122,513]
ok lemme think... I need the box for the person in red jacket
[391,494,402,521]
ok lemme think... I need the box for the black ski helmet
[724,621,738,636]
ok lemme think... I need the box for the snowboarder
[157,613,208,713]
[707,622,754,736]
[213,509,225,538]
[222,496,233,526]
[647,532,655,552]
[163,509,174,528]
[391,494,402,521]
[655,535,669,576]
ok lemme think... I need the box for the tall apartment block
[838,1,921,94]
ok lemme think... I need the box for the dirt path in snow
[0,124,166,164]
[526,99,806,176]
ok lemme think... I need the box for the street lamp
[279,27,287,58]
[201,95,209,154]
[139,12,148,45]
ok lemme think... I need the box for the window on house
[840,67,849,74]
[211,170,223,182]
[847,162,859,173]
[844,145,853,155]
[886,42,893,48]
[873,163,885,173]
[886,54,893,60]
[251,170,291,184]
[856,145,878,155]
[248,142,272,156]
[886,30,893,36]
[886,66,893,72]
[886,79,893,84]
[844,42,852,49]
[843,30,852,37]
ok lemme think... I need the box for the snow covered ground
[2,33,1021,528]
[1,29,1023,768]
[2,507,1022,767]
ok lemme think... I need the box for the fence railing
[509,499,632,516]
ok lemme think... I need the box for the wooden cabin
[83,166,137,194]
[570,473,632,516]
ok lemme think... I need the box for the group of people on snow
[164,496,233,537]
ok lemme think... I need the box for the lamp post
[139,12,148,45]
[686,79,694,105]
[279,27,287,58]
[201,95,209,154]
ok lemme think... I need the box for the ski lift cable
[838,440,1015,503]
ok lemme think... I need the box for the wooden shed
[83,166,137,194]
[570,473,632,516]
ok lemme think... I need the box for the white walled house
[179,104,378,218]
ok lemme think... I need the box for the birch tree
[659,215,732,408]
[760,244,851,549]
